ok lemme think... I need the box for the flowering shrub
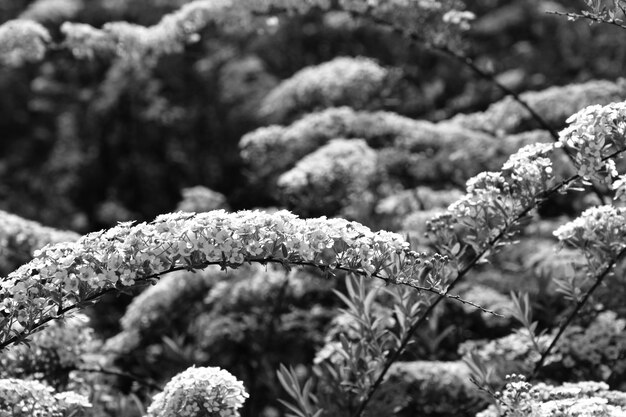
[277,139,378,217]
[145,366,248,417]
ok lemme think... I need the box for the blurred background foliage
[1,0,625,232]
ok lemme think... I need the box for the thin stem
[531,247,626,377]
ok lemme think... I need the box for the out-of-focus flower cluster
[369,361,486,417]
[0,210,80,276]
[259,57,392,123]
[190,266,334,364]
[477,376,626,417]
[176,186,230,213]
[145,366,247,417]
[0,0,473,66]
[450,79,626,136]
[462,310,626,386]
[459,329,554,382]
[0,378,91,417]
[60,0,331,60]
[0,314,99,389]
[554,311,626,385]
[376,186,464,231]
[0,209,442,347]
[558,101,626,186]
[554,205,626,263]
[0,20,50,66]
[240,106,497,187]
[109,269,218,353]
[277,139,378,217]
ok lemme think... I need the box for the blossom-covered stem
[531,246,626,378]
[1,203,512,354]
[77,365,163,391]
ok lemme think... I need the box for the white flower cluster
[120,269,217,333]
[559,101,626,185]
[0,20,50,66]
[0,378,90,417]
[61,22,117,59]
[177,186,230,213]
[556,311,626,380]
[554,205,626,261]
[0,210,80,275]
[429,142,555,254]
[451,79,626,136]
[145,366,248,417]
[277,139,378,214]
[0,209,438,347]
[442,9,475,30]
[259,57,391,123]
[459,330,553,379]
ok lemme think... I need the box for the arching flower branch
[0,209,463,351]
